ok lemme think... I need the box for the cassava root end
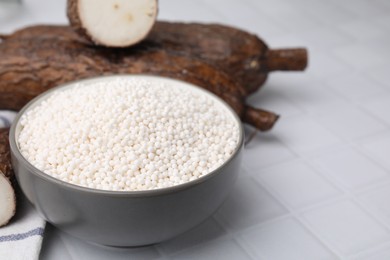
[243,106,279,131]
[266,48,308,72]
[67,0,158,47]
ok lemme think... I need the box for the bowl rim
[9,74,244,197]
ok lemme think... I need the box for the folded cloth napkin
[0,111,46,260]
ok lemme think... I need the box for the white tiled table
[2,0,390,259]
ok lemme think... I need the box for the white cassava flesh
[68,0,158,47]
[0,171,16,227]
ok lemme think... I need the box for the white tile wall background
[1,0,390,259]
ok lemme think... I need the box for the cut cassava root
[67,0,158,47]
[0,128,16,227]
[0,26,278,131]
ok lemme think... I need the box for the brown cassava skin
[0,128,12,182]
[66,0,305,86]
[0,29,277,131]
[147,22,307,95]
[67,0,88,44]
[0,128,15,227]
[2,22,308,96]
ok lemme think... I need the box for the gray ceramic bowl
[9,75,244,247]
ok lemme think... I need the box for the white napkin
[0,111,46,260]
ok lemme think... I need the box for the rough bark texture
[147,22,307,95]
[3,22,308,96]
[0,128,13,182]
[0,28,277,131]
[0,128,16,227]
[67,0,85,40]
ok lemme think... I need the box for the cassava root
[4,22,308,95]
[147,22,307,95]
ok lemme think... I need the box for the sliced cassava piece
[0,30,278,131]
[67,0,158,47]
[0,128,16,227]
